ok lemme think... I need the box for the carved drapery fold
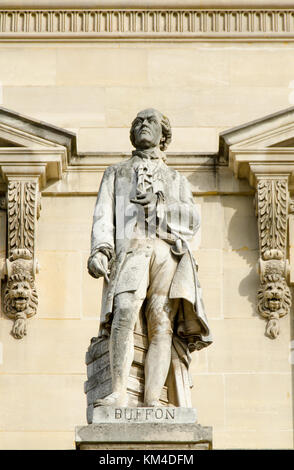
[1,178,40,339]
[256,177,291,339]
[7,180,40,257]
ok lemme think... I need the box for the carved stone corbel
[255,177,291,338]
[1,178,41,339]
[0,107,74,339]
[220,108,294,339]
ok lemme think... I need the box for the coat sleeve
[90,166,115,260]
[160,174,199,242]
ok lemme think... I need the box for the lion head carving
[3,272,38,319]
[257,273,291,339]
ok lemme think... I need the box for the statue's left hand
[130,192,157,206]
[131,191,164,207]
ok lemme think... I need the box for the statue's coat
[90,155,212,351]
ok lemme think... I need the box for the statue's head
[3,272,38,318]
[130,108,172,151]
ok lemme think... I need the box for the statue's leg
[144,296,178,406]
[143,238,180,406]
[94,292,144,407]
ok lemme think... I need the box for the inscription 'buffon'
[115,407,175,421]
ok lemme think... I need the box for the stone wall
[0,2,293,450]
[1,43,294,154]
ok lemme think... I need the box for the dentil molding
[0,6,294,40]
[0,1,294,8]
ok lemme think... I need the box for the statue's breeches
[112,238,180,340]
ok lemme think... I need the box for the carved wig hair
[130,109,172,151]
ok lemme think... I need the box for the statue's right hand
[87,252,110,282]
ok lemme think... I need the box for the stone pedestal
[75,407,212,450]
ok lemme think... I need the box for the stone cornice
[72,152,217,172]
[0,148,67,189]
[1,7,294,40]
[0,1,293,9]
[228,149,294,189]
[0,107,76,161]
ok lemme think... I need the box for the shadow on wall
[222,194,260,319]
[224,194,294,349]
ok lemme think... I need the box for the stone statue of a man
[88,108,212,408]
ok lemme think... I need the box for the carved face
[132,109,162,150]
[263,281,285,311]
[3,274,38,319]
[9,280,31,311]
[258,276,291,318]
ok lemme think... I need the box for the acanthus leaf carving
[257,179,288,259]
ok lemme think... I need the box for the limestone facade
[0,0,294,450]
